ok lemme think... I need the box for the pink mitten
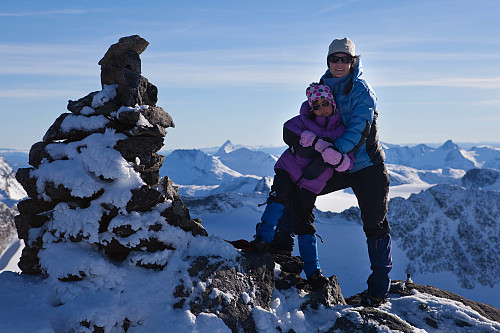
[299,130,316,147]
[314,139,332,153]
[321,148,342,166]
[335,154,351,172]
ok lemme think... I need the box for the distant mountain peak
[216,140,235,155]
[441,139,458,150]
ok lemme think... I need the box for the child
[250,83,354,287]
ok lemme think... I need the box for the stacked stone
[14,35,206,275]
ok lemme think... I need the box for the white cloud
[0,9,105,17]
[0,89,86,99]
[375,77,500,89]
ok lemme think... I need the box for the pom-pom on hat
[306,83,336,108]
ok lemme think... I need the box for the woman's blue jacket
[320,60,385,172]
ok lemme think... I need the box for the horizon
[2,139,500,154]
[1,0,500,150]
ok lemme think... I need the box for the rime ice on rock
[15,35,206,275]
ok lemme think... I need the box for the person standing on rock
[249,82,354,288]
[275,37,392,306]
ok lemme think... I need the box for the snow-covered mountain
[161,149,244,185]
[0,155,27,207]
[386,164,466,186]
[388,182,500,290]
[0,149,30,170]
[384,140,480,170]
[161,144,276,197]
[215,143,278,178]
[0,202,17,257]
[0,155,26,255]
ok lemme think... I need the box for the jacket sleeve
[334,82,376,154]
[283,115,317,158]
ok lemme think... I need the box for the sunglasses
[328,55,353,64]
[312,100,330,110]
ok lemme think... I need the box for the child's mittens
[322,148,351,172]
[299,130,317,147]
[314,139,332,153]
[321,148,342,166]
[334,154,351,172]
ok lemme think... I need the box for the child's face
[312,99,334,117]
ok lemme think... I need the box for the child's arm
[282,117,317,158]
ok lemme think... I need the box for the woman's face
[312,99,334,117]
[328,52,353,78]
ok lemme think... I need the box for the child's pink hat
[306,83,336,108]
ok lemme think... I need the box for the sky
[1,0,500,151]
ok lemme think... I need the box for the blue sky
[1,0,499,150]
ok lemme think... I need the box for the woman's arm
[334,83,376,154]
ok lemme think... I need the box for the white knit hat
[306,83,336,108]
[327,37,355,57]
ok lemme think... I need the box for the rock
[126,186,164,212]
[15,168,38,199]
[29,141,51,168]
[462,168,499,189]
[100,60,158,108]
[185,252,275,333]
[98,35,149,74]
[114,136,164,161]
[67,91,98,114]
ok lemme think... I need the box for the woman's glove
[314,139,332,153]
[321,148,351,172]
[299,130,317,147]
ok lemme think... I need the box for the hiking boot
[307,270,330,289]
[248,238,269,253]
[359,291,387,307]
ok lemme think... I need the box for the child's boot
[298,234,329,288]
[269,205,294,256]
[250,200,285,252]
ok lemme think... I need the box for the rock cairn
[15,35,206,275]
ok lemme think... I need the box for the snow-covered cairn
[15,35,206,275]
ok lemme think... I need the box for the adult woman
[273,37,392,306]
[320,37,392,306]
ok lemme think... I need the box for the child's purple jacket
[274,101,353,194]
